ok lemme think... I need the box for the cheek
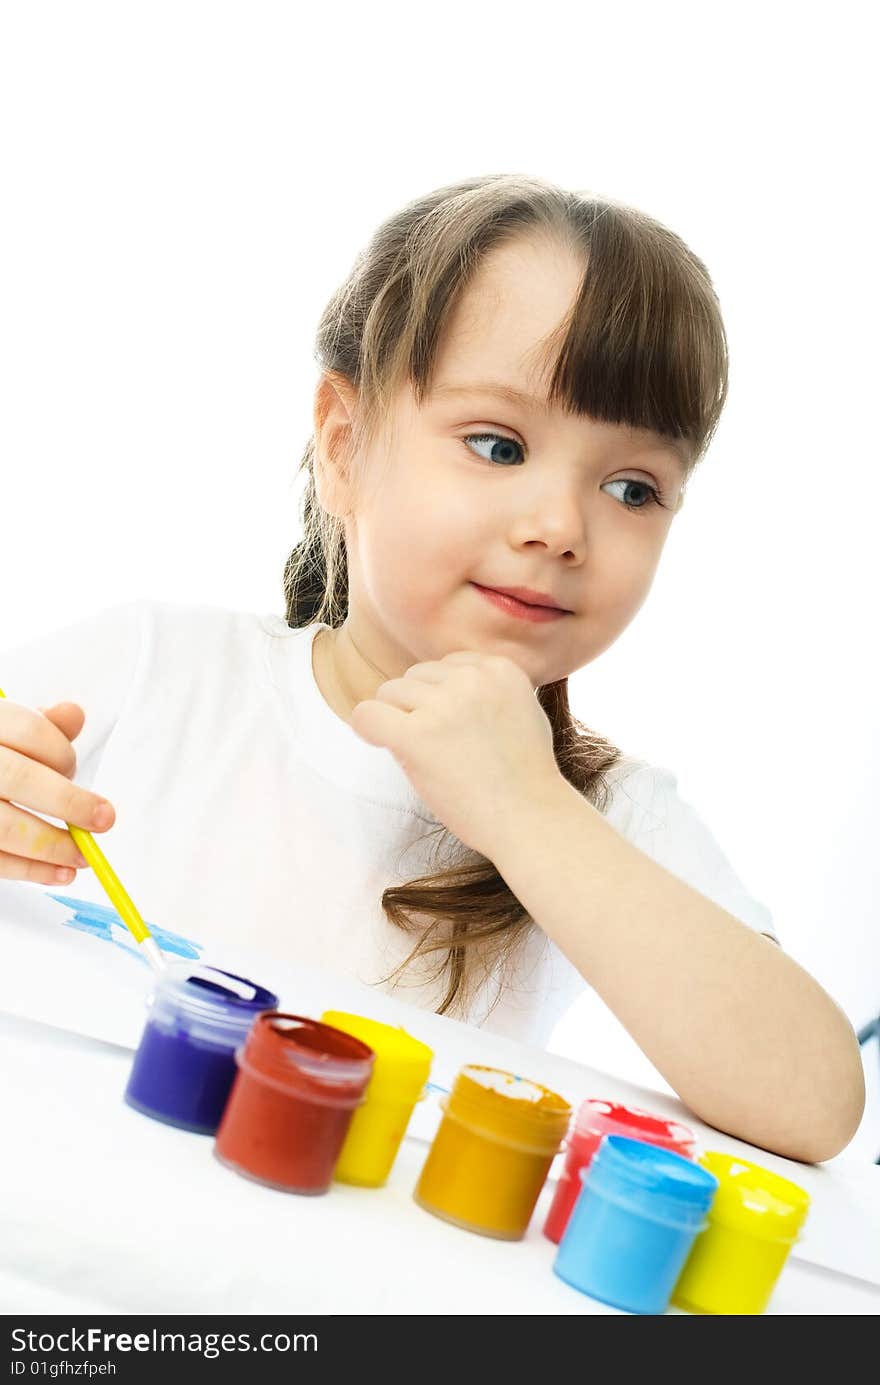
[360,473,478,587]
[353,498,456,617]
[596,541,663,621]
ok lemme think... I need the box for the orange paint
[414,1065,571,1240]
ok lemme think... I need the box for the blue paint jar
[553,1134,719,1314]
[124,964,278,1134]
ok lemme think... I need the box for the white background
[1,3,877,1157]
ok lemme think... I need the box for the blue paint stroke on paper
[46,892,203,963]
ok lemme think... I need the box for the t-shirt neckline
[263,615,441,822]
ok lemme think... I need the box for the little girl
[0,173,864,1163]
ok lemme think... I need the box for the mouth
[470,583,571,624]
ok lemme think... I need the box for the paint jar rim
[578,1134,719,1230]
[237,1012,375,1106]
[442,1064,571,1154]
[320,1010,433,1102]
[697,1151,810,1242]
[569,1097,696,1157]
[148,963,279,1045]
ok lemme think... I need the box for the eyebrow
[431,381,688,470]
[432,381,550,410]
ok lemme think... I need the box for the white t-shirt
[0,599,777,1047]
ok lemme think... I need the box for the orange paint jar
[414,1065,571,1240]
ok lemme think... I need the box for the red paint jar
[214,1013,375,1194]
[543,1098,696,1243]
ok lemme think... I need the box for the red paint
[543,1099,696,1243]
[471,582,569,623]
[214,1013,375,1194]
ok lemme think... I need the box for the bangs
[530,214,728,469]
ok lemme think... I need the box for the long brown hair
[282,173,728,1017]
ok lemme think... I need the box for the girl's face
[315,232,688,703]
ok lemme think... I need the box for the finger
[0,744,115,832]
[404,652,490,678]
[401,661,448,683]
[349,698,409,750]
[39,702,87,748]
[374,677,437,712]
[0,848,80,886]
[0,700,81,777]
[0,800,88,871]
[439,651,498,666]
[440,650,533,689]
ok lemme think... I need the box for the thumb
[37,701,87,742]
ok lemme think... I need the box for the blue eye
[463,432,525,466]
[461,432,666,513]
[601,478,664,512]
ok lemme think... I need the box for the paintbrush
[0,686,166,973]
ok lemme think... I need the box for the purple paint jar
[124,963,278,1134]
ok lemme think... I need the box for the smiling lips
[471,583,570,623]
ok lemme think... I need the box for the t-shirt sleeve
[605,760,779,943]
[0,600,147,794]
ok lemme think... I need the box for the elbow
[802,1072,866,1164]
[784,1036,867,1165]
[694,1023,868,1166]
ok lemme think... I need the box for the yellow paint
[671,1151,810,1314]
[414,1065,571,1240]
[320,1010,433,1187]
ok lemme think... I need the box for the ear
[313,372,359,519]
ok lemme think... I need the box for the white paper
[2,879,879,1286]
[1,1012,878,1315]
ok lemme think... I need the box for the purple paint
[124,964,278,1134]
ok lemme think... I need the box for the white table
[1,963,879,1316]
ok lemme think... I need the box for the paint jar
[124,964,278,1135]
[554,1134,719,1314]
[544,1098,697,1243]
[214,1013,375,1194]
[320,1010,433,1187]
[413,1064,571,1240]
[671,1152,810,1314]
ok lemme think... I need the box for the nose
[507,486,587,561]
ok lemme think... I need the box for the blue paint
[49,892,140,922]
[47,893,202,961]
[553,1135,719,1314]
[125,966,279,1134]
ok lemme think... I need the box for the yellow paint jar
[320,1010,433,1188]
[671,1152,810,1314]
[413,1065,571,1240]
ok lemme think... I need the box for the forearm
[488,776,865,1164]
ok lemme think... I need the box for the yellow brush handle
[0,685,152,946]
[64,824,151,944]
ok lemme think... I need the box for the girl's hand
[0,700,116,885]
[350,651,564,859]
